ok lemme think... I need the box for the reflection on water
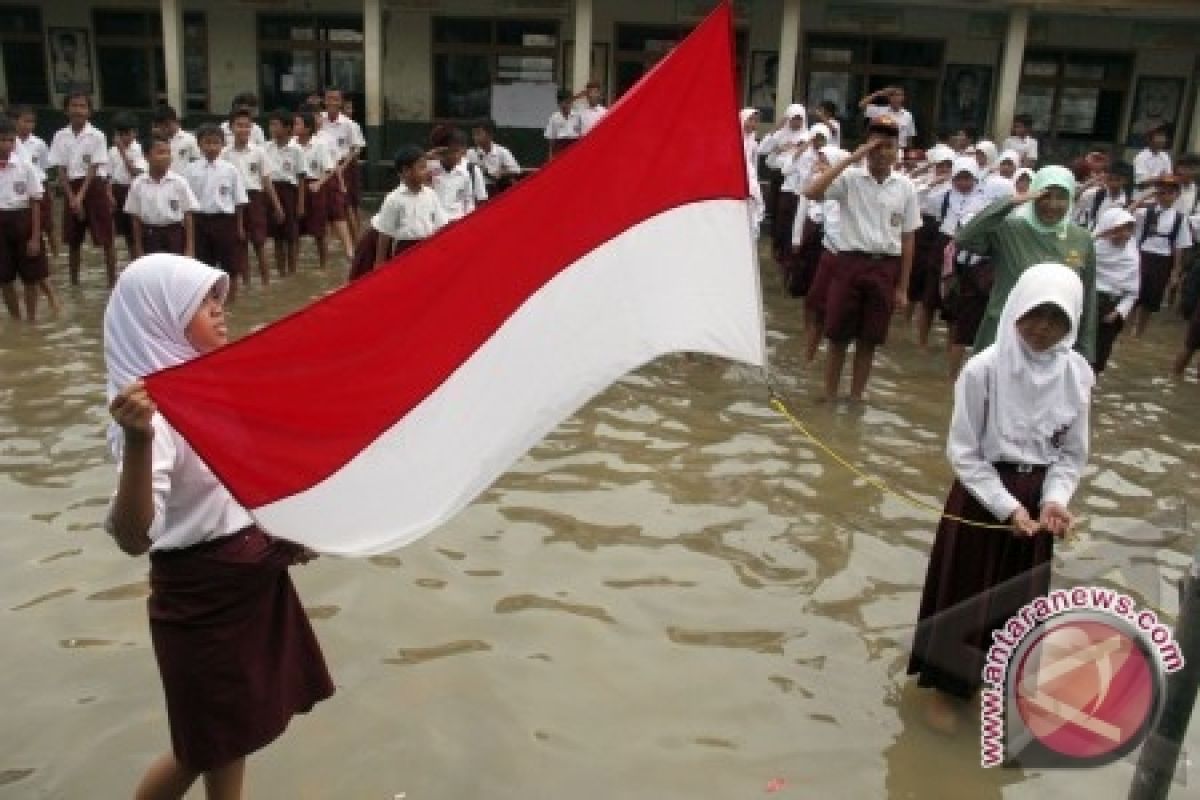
[1,242,1198,798]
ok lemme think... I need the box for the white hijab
[974,140,999,172]
[103,254,229,458]
[739,108,760,169]
[1092,207,1140,286]
[987,262,1094,447]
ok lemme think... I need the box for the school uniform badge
[219,185,230,197]
[250,163,259,174]
[82,154,91,165]
[13,181,26,195]
[1065,249,1083,269]
[169,199,180,212]
[890,212,902,227]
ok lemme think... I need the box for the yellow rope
[768,390,1016,531]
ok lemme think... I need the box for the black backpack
[1139,206,1184,249]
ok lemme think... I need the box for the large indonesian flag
[145,2,764,556]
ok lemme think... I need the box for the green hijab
[1014,165,1076,237]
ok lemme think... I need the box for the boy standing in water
[319,88,364,242]
[124,136,197,258]
[263,109,304,277]
[152,106,201,176]
[108,112,147,262]
[0,116,48,321]
[222,109,284,286]
[48,91,118,287]
[184,124,248,303]
[804,115,920,402]
[294,111,336,271]
[11,105,56,258]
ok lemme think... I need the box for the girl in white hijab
[104,254,334,799]
[740,108,764,234]
[1090,207,1140,373]
[909,262,1093,734]
[973,140,1015,203]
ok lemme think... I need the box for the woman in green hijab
[955,165,1098,360]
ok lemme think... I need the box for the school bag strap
[1140,207,1183,249]
[1090,188,1106,228]
[939,190,951,225]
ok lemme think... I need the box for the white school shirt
[184,158,248,214]
[823,119,842,148]
[1134,204,1193,256]
[758,128,808,171]
[979,173,1016,205]
[570,104,607,136]
[1093,238,1141,319]
[48,122,110,180]
[1001,135,1038,166]
[937,189,986,237]
[16,134,49,176]
[430,161,480,221]
[319,112,361,161]
[1175,182,1199,237]
[917,178,951,219]
[0,157,44,209]
[1133,149,1172,186]
[262,140,304,185]
[221,143,267,192]
[468,144,520,180]
[824,166,922,256]
[820,200,841,251]
[865,105,916,147]
[1074,186,1129,230]
[296,136,336,180]
[220,120,266,148]
[123,172,198,226]
[111,413,254,551]
[948,349,1088,522]
[108,141,148,186]
[372,184,448,241]
[168,130,202,175]
[544,110,577,142]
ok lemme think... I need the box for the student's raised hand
[110,381,156,439]
[1038,502,1074,538]
[1012,188,1045,206]
[850,140,883,163]
[1009,506,1041,537]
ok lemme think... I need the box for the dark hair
[1021,302,1072,331]
[393,144,425,172]
[152,105,180,124]
[471,118,496,136]
[1108,161,1134,183]
[63,88,92,111]
[147,134,172,153]
[295,111,315,132]
[112,111,139,133]
[557,88,572,103]
[194,122,223,143]
[447,128,469,149]
[428,123,453,148]
[818,100,837,115]
[231,91,259,110]
[8,104,34,120]
[1149,125,1170,139]
[228,107,253,124]
[1176,153,1200,169]
[268,108,294,127]
[0,116,15,137]
[1014,113,1033,127]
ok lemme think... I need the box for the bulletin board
[491,81,558,129]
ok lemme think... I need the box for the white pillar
[161,0,185,112]
[572,0,593,93]
[992,5,1029,144]
[1188,82,1200,154]
[775,0,801,125]
[364,0,383,129]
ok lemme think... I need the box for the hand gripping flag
[145,2,765,556]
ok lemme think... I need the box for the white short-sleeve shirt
[262,140,304,185]
[16,134,49,176]
[319,112,360,161]
[372,184,449,241]
[468,144,520,180]
[48,122,110,180]
[544,110,576,141]
[169,130,202,175]
[431,161,480,221]
[220,120,266,148]
[1001,135,1038,166]
[296,136,336,180]
[109,141,148,186]
[184,158,249,214]
[220,143,268,192]
[124,172,198,226]
[824,166,922,255]
[0,157,44,209]
[1135,204,1193,256]
[1133,149,1172,186]
[865,105,916,147]
[570,104,607,136]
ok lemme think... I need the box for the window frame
[256,12,365,114]
[612,22,748,101]
[1016,46,1133,144]
[92,7,163,110]
[0,5,50,106]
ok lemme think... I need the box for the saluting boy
[185,123,248,302]
[0,116,49,321]
[108,112,147,261]
[11,105,57,259]
[469,119,521,198]
[48,90,118,287]
[804,115,920,402]
[123,136,197,258]
[1074,162,1133,231]
[568,81,608,138]
[263,109,304,276]
[430,128,485,222]
[294,111,337,271]
[222,108,284,286]
[152,105,201,176]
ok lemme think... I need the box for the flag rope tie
[766,388,1017,532]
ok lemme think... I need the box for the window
[1015,48,1132,143]
[92,10,207,110]
[614,23,747,99]
[432,17,559,120]
[258,14,363,113]
[0,6,50,105]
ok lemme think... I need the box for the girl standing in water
[105,254,334,799]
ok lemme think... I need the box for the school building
[2,0,1198,186]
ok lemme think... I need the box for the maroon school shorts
[344,160,362,208]
[40,189,54,236]
[244,190,270,246]
[300,178,327,239]
[0,208,50,284]
[324,178,347,223]
[822,251,902,346]
[1138,252,1174,313]
[268,182,300,241]
[550,138,578,158]
[142,222,186,256]
[63,177,114,248]
[111,182,133,239]
[349,228,417,282]
[951,260,995,346]
[804,248,839,318]
[193,213,243,276]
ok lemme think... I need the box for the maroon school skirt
[142,222,186,256]
[301,179,327,239]
[785,218,823,298]
[920,230,949,312]
[269,182,300,241]
[148,527,334,771]
[1092,292,1125,374]
[1138,252,1174,313]
[245,190,269,246]
[112,182,133,239]
[772,192,799,264]
[63,177,114,248]
[822,251,902,346]
[0,208,50,284]
[950,259,995,346]
[348,228,417,282]
[908,466,1052,699]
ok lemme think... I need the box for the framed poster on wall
[939,64,993,136]
[48,27,93,94]
[1126,76,1186,148]
[748,50,777,123]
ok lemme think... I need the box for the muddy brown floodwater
[1,239,1198,798]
